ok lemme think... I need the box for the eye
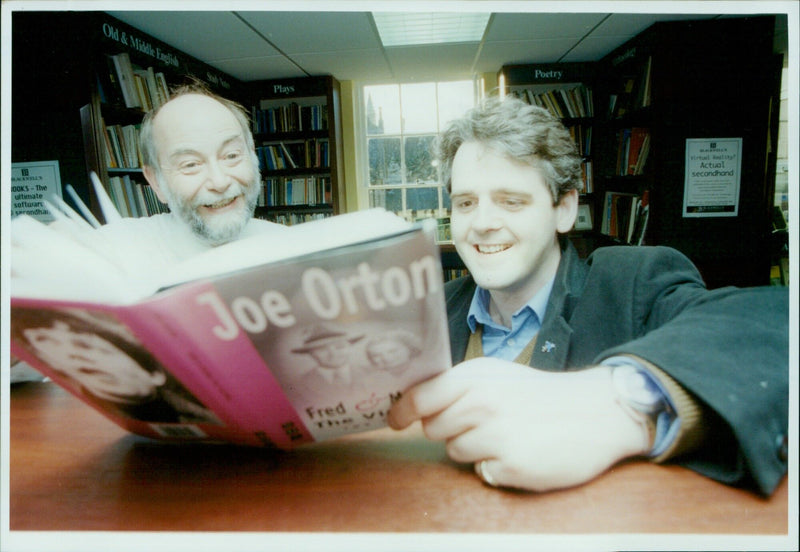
[72,337,94,350]
[498,195,529,210]
[453,197,476,211]
[222,150,244,164]
[178,160,202,174]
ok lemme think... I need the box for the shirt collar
[467,276,556,333]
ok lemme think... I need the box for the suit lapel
[529,239,587,371]
[446,277,474,365]
[446,238,588,370]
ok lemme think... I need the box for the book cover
[10,207,451,449]
[626,128,650,175]
[601,191,640,239]
[111,52,141,109]
[97,54,127,107]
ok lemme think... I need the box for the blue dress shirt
[466,279,678,457]
[467,279,554,361]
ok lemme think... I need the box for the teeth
[476,244,510,254]
[206,197,236,209]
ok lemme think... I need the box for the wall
[775,65,789,218]
[11,12,94,210]
[338,80,359,213]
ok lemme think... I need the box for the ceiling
[106,9,790,84]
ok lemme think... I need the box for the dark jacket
[445,239,788,495]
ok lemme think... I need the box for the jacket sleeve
[596,246,789,496]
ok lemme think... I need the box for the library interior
[4,6,796,550]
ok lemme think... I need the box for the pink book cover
[10,224,451,449]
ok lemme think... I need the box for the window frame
[356,79,479,219]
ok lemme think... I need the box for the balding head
[138,85,262,245]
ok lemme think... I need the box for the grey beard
[188,186,259,245]
[159,172,261,245]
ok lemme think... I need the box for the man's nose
[471,202,502,232]
[204,160,232,193]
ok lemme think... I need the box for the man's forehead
[152,96,244,158]
[156,93,224,116]
[153,94,239,134]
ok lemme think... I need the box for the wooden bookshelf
[499,62,600,256]
[498,18,780,288]
[248,76,345,224]
[79,13,250,221]
[500,62,596,196]
[592,16,781,287]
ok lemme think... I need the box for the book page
[10,207,416,306]
[10,215,135,302]
[159,209,418,290]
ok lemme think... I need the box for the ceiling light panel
[373,12,490,47]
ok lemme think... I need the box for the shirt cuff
[601,355,706,461]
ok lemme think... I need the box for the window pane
[403,136,436,184]
[365,85,401,135]
[369,188,402,212]
[362,80,473,228]
[438,80,475,129]
[368,137,402,185]
[441,190,451,210]
[400,83,437,133]
[406,186,440,212]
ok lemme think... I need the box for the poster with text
[683,138,742,218]
[11,160,63,223]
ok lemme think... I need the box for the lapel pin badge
[541,341,556,353]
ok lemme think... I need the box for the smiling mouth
[204,196,238,210]
[475,244,511,254]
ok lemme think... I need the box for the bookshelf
[498,18,780,287]
[592,16,781,287]
[248,76,345,224]
[500,62,596,195]
[79,13,250,221]
[498,62,600,255]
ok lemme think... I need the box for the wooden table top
[6,382,793,551]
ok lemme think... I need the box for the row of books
[103,121,141,169]
[107,175,168,218]
[253,103,329,135]
[580,160,594,194]
[608,56,652,119]
[260,175,332,207]
[615,127,651,176]
[600,190,650,245]
[256,140,330,172]
[100,52,170,111]
[567,123,593,157]
[259,211,332,226]
[512,84,594,119]
[443,268,470,282]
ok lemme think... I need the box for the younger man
[389,96,788,496]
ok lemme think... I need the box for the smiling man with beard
[93,83,285,273]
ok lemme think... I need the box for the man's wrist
[609,364,659,454]
[597,365,652,458]
[604,357,677,457]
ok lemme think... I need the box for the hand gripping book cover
[9,183,451,449]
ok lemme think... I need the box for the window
[363,81,476,233]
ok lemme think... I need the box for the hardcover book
[10,188,451,449]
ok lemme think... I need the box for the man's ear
[555,189,579,234]
[142,165,168,204]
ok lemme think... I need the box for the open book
[9,176,451,448]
